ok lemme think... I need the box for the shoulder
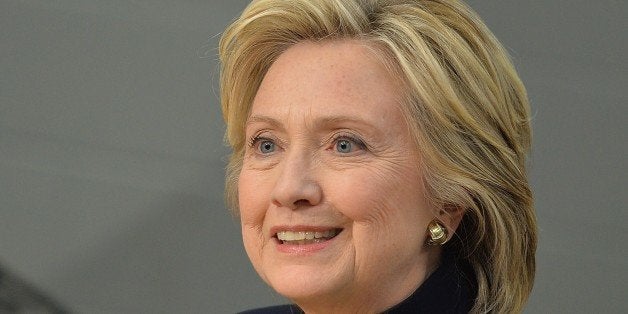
[238,304,302,314]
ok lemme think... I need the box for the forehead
[250,40,406,125]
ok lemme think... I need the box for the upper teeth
[276,230,338,241]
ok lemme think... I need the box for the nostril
[271,177,322,209]
[294,199,312,207]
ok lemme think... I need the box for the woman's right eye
[248,135,277,155]
[257,139,275,154]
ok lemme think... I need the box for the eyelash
[246,132,368,153]
[248,134,275,150]
[330,133,368,151]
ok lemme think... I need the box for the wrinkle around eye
[243,154,280,170]
[243,142,282,170]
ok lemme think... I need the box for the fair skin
[238,40,460,313]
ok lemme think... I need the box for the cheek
[238,169,272,254]
[238,170,269,272]
[238,169,271,225]
[326,163,427,224]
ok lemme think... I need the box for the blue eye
[333,135,367,154]
[336,139,353,153]
[258,140,275,154]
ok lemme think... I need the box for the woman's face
[238,40,439,311]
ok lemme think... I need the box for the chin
[264,263,348,302]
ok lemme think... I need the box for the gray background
[1,0,625,313]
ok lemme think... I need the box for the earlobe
[426,204,466,246]
[426,220,449,245]
[425,204,465,246]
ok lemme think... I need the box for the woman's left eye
[333,136,366,154]
[335,139,353,153]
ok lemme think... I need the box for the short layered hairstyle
[219,0,537,312]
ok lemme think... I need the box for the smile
[275,229,342,245]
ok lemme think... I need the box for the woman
[219,0,536,313]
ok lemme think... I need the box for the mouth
[274,228,342,245]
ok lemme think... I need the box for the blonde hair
[219,0,537,312]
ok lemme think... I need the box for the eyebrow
[245,114,378,131]
[245,115,283,128]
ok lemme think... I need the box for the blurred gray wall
[1,0,625,313]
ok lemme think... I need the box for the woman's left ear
[437,204,466,235]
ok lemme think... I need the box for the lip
[270,225,341,235]
[270,225,343,255]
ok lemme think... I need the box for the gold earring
[427,220,448,246]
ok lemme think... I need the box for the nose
[271,150,322,209]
